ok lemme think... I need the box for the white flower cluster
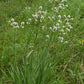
[9,18,26,28]
[8,0,74,44]
[47,14,73,43]
[51,0,68,13]
[31,7,47,23]
[9,18,19,28]
[9,5,48,28]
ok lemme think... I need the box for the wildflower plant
[8,0,74,44]
[1,0,84,84]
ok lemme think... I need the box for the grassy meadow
[0,0,84,84]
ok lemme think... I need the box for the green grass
[0,0,84,84]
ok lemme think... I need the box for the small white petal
[65,41,68,43]
[21,22,25,25]
[42,26,45,30]
[46,35,49,38]
[60,29,64,33]
[11,18,14,21]
[58,15,61,19]
[39,6,42,10]
[22,26,24,28]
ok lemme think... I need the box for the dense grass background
[0,0,84,84]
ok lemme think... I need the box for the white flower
[11,18,14,21]
[10,22,18,26]
[39,6,42,10]
[70,26,73,29]
[52,15,55,20]
[59,37,64,43]
[59,6,62,9]
[56,23,60,26]
[14,25,19,28]
[65,5,68,8]
[58,15,61,19]
[54,7,58,12]
[13,22,18,26]
[41,15,44,20]
[46,35,49,38]
[58,20,62,23]
[64,41,68,43]
[65,18,69,22]
[48,16,51,19]
[58,37,64,40]
[67,15,71,18]
[49,27,52,30]
[62,0,67,2]
[62,26,65,28]
[60,40,63,43]
[60,29,64,33]
[53,26,57,31]
[21,22,25,25]
[32,14,38,18]
[22,26,24,28]
[42,11,47,15]
[64,15,66,17]
[38,10,42,14]
[28,18,32,21]
[66,28,70,32]
[59,4,64,7]
[42,26,45,30]
[66,22,69,26]
[71,18,74,20]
